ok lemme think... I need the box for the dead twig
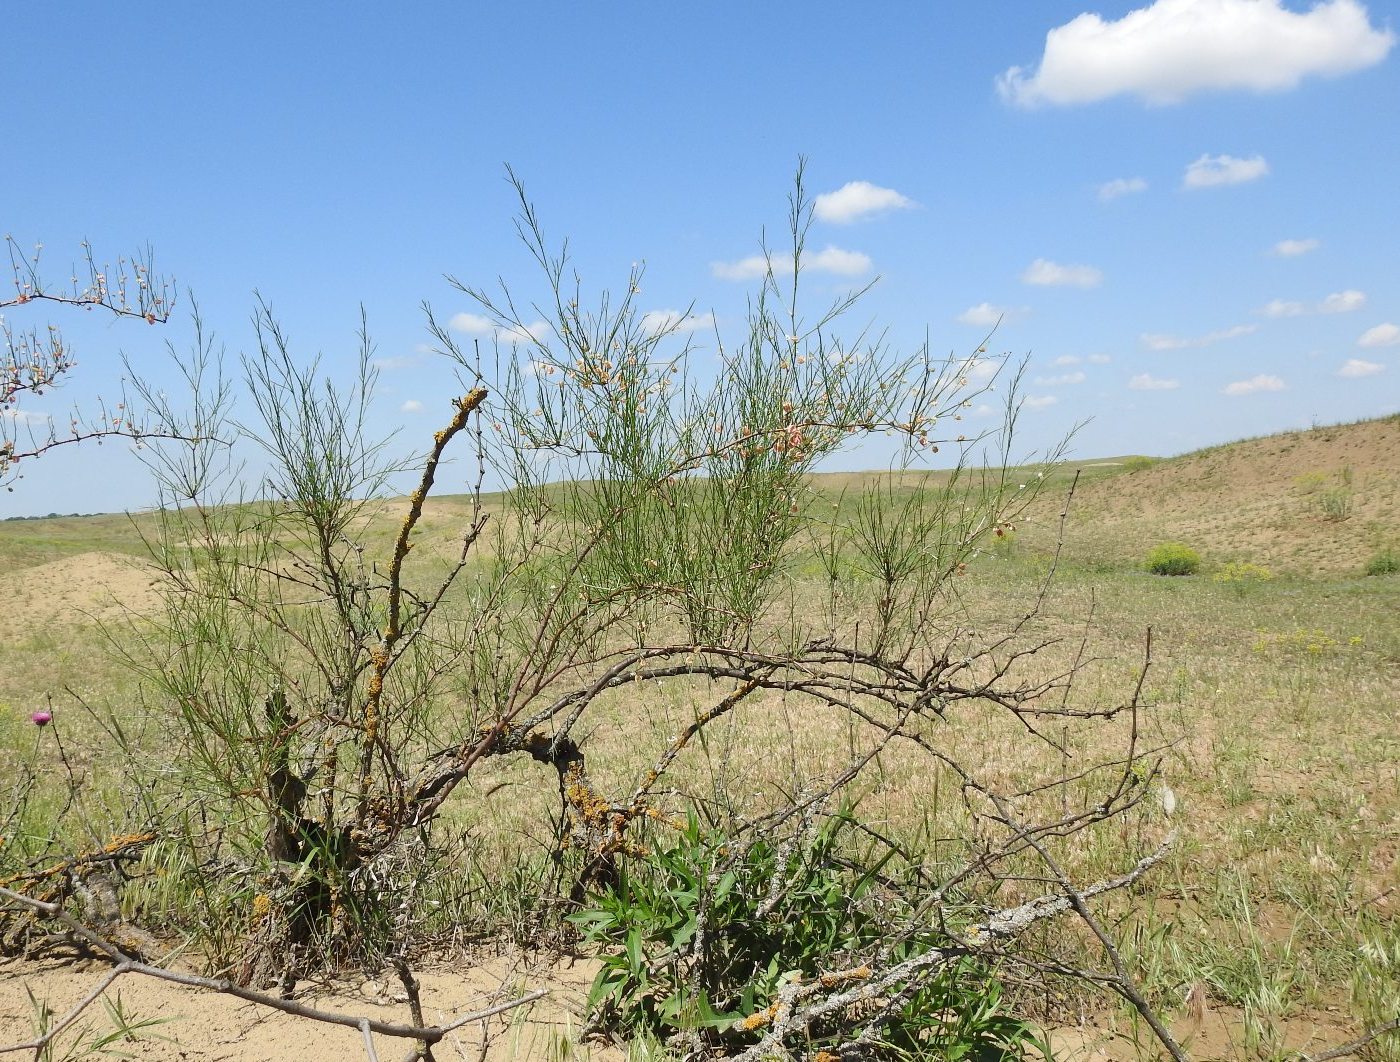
[0,885,545,1059]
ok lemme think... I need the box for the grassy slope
[1041,414,1400,575]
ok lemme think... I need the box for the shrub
[3,168,1186,1060]
[1123,455,1157,473]
[570,808,1044,1057]
[1145,542,1200,576]
[1366,549,1400,576]
[1214,561,1273,584]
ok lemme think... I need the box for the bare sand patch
[0,552,160,642]
[0,951,620,1061]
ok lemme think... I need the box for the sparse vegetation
[3,179,1399,1062]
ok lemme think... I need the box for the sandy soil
[1055,415,1400,573]
[0,950,622,1061]
[0,947,1365,1061]
[0,551,160,642]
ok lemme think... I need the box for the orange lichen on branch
[355,389,488,820]
[641,806,687,833]
[819,964,871,988]
[0,831,157,890]
[740,1003,779,1032]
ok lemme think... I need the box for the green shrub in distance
[1123,455,1157,473]
[1145,542,1200,576]
[1366,549,1400,576]
[1213,561,1273,584]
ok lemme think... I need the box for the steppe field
[2,415,1398,1062]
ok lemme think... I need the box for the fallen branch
[1300,1016,1400,1062]
[0,885,545,1060]
[730,833,1177,1060]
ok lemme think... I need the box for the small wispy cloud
[1035,371,1086,386]
[400,399,424,413]
[1223,373,1285,396]
[1141,323,1256,350]
[1022,394,1059,411]
[1054,355,1081,366]
[1259,290,1366,318]
[957,302,1028,327]
[711,246,872,281]
[711,255,771,281]
[1337,358,1384,378]
[1319,289,1367,314]
[640,309,716,335]
[450,312,550,345]
[1272,237,1320,257]
[1021,258,1103,288]
[372,354,419,371]
[1359,322,1400,348]
[1128,373,1180,391]
[1098,177,1148,201]
[1,409,51,425]
[449,312,496,335]
[813,181,915,224]
[1260,299,1306,318]
[1183,153,1269,189]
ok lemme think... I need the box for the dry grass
[2,416,1398,1059]
[1032,413,1400,575]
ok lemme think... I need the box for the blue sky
[3,1,1397,515]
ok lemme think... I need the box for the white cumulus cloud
[813,181,915,224]
[997,0,1394,108]
[712,246,872,281]
[1087,353,1112,364]
[1054,355,1082,366]
[1129,373,1180,390]
[1272,237,1320,257]
[1021,258,1103,288]
[1359,322,1400,348]
[400,399,424,414]
[806,246,873,275]
[1183,153,1269,189]
[1223,373,1286,396]
[1141,323,1257,350]
[1022,395,1059,411]
[1319,289,1367,314]
[1337,358,1384,378]
[957,302,1028,326]
[1098,177,1148,201]
[711,255,772,281]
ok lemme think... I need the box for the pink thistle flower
[31,710,52,727]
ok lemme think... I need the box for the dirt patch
[0,951,620,1061]
[0,552,160,642]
